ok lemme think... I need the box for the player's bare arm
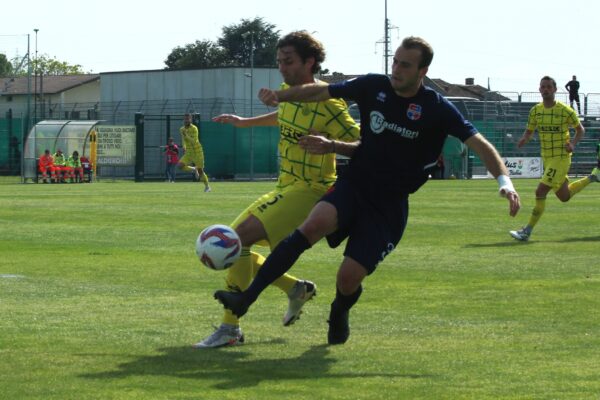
[566,124,585,153]
[466,133,521,217]
[299,128,360,157]
[259,83,331,106]
[212,111,278,127]
[517,129,534,148]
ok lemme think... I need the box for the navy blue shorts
[321,178,409,274]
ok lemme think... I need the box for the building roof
[0,74,99,96]
[319,74,509,101]
[430,78,509,101]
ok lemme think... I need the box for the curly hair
[277,31,326,74]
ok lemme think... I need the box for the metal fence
[1,95,599,179]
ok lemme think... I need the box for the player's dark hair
[277,31,326,74]
[401,36,434,69]
[541,75,557,89]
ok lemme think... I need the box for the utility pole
[384,0,389,75]
[377,0,396,75]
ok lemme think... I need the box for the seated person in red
[79,156,92,182]
[53,149,73,183]
[67,150,84,182]
[38,149,57,183]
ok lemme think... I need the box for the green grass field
[1,177,599,399]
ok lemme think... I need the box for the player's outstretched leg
[214,291,249,318]
[283,280,317,326]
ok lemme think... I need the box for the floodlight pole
[33,29,38,123]
[243,31,255,181]
[24,33,31,184]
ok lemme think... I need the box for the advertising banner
[488,157,543,178]
[96,126,136,166]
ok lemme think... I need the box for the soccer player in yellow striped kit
[178,113,211,192]
[193,31,360,348]
[510,76,600,241]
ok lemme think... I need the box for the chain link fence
[2,95,599,179]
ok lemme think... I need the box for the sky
[2,0,599,94]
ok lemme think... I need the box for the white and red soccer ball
[195,224,241,270]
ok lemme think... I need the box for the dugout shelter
[22,120,100,182]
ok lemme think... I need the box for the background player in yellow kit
[510,76,600,241]
[177,113,211,192]
[193,31,360,348]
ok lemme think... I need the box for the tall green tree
[164,40,229,70]
[217,17,280,67]
[164,17,280,70]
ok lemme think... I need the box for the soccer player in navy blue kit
[215,36,521,344]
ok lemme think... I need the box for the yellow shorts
[230,181,325,250]
[179,149,205,169]
[541,157,571,191]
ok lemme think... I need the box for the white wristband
[497,174,515,197]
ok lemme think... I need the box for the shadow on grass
[464,235,600,248]
[80,341,431,389]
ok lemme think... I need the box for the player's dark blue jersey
[329,74,477,195]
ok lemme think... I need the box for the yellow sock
[222,248,254,326]
[251,249,298,294]
[201,172,209,186]
[527,197,546,229]
[568,177,590,197]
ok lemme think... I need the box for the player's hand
[299,129,333,154]
[212,114,245,127]
[565,142,575,153]
[501,190,521,217]
[259,88,279,107]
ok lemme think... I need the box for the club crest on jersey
[407,104,422,121]
[377,92,387,102]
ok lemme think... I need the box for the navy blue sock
[331,285,363,312]
[244,229,311,304]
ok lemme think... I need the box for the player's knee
[300,218,329,243]
[336,271,363,295]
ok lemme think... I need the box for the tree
[7,54,84,77]
[33,54,84,75]
[217,17,280,67]
[164,17,280,70]
[0,54,12,77]
[164,40,229,70]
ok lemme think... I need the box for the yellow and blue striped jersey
[527,101,580,159]
[277,83,360,192]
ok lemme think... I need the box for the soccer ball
[195,224,242,270]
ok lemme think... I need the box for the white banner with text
[96,126,136,166]
[487,157,543,178]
